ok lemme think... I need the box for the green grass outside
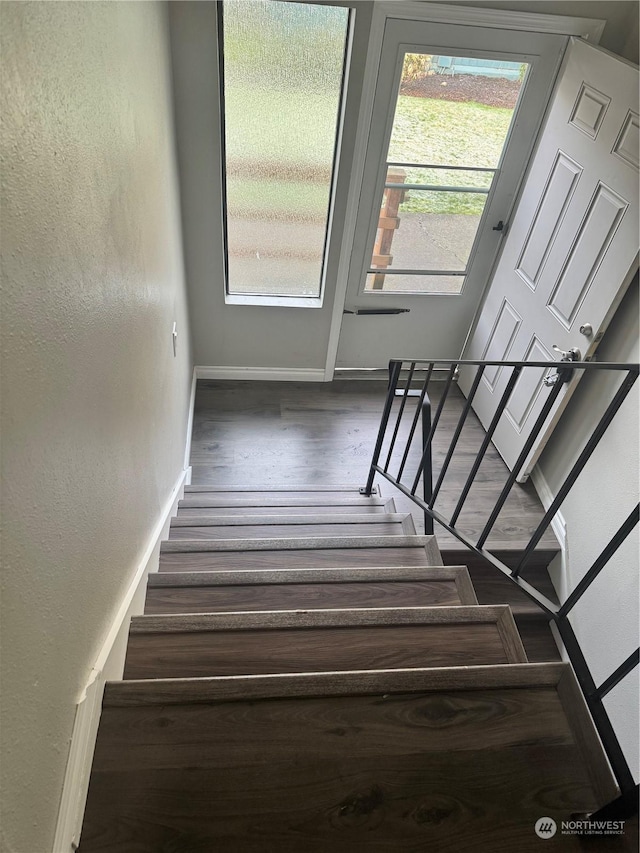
[225,88,514,216]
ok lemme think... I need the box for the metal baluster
[555,618,636,797]
[410,364,456,495]
[450,366,522,527]
[476,375,566,548]
[421,396,434,534]
[362,360,402,496]
[559,504,639,617]
[430,364,485,508]
[595,649,640,701]
[396,364,433,483]
[383,362,415,473]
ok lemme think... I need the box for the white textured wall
[539,281,639,782]
[0,3,192,851]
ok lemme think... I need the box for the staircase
[79,485,619,852]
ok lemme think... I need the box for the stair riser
[442,550,559,607]
[515,617,562,663]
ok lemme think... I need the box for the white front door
[334,17,567,368]
[462,38,639,480]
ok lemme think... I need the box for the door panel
[335,20,567,368]
[482,299,522,390]
[504,337,553,432]
[516,152,583,289]
[546,184,628,328]
[612,110,639,169]
[462,38,639,479]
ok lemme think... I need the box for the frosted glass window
[220,0,349,298]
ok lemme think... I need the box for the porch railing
[363,357,639,817]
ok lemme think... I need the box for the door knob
[544,346,581,386]
[552,345,581,362]
[579,323,593,337]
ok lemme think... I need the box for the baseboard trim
[195,365,327,382]
[530,465,567,552]
[183,367,197,478]
[53,466,189,853]
[333,367,453,380]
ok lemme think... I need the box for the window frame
[217,0,353,308]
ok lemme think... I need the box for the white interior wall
[435,1,639,62]
[170,0,638,374]
[538,280,639,782]
[0,3,193,851]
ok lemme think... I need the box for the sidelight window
[218,0,350,302]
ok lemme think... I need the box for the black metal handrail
[363,357,639,817]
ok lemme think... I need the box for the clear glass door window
[365,53,529,294]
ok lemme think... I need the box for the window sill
[224,294,324,309]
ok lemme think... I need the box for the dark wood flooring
[190,379,559,554]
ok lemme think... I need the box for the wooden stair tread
[168,522,415,540]
[179,495,391,509]
[183,484,379,494]
[177,501,396,516]
[435,523,561,554]
[145,566,478,615]
[123,606,527,679]
[130,605,517,632]
[168,514,416,540]
[79,483,616,852]
[144,580,472,614]
[105,661,568,704]
[148,565,472,586]
[159,549,442,571]
[80,664,618,852]
[160,534,439,552]
[159,535,443,572]
[169,512,412,526]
